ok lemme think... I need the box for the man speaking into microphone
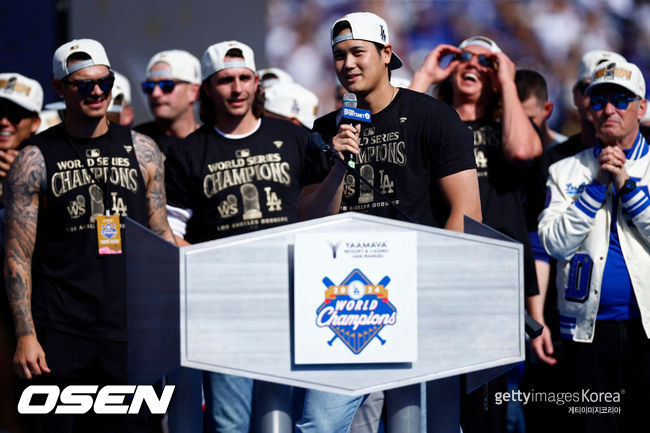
[295,11,482,432]
[303,12,480,233]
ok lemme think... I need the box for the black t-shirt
[26,123,148,341]
[313,88,475,227]
[165,117,328,243]
[466,118,538,296]
[134,121,185,156]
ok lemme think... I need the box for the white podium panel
[293,231,418,365]
[172,213,524,396]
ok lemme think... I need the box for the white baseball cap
[202,41,256,81]
[577,50,626,82]
[258,67,294,88]
[585,60,646,99]
[146,50,201,85]
[37,109,63,133]
[264,81,319,129]
[52,39,111,80]
[0,73,43,113]
[107,71,131,113]
[331,12,402,70]
[458,35,502,53]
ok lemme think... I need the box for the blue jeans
[295,390,365,433]
[203,372,253,433]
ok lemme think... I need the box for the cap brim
[389,53,402,71]
[0,95,39,114]
[585,81,640,97]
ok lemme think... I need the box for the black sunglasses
[141,80,180,94]
[589,94,641,111]
[0,100,35,124]
[64,73,115,96]
[455,51,494,68]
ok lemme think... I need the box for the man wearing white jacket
[538,59,650,433]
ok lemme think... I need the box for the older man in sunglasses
[4,38,174,433]
[135,49,201,155]
[538,60,650,433]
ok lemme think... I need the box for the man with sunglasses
[0,71,43,433]
[539,60,650,433]
[0,73,43,202]
[5,38,174,433]
[135,49,201,155]
[410,35,542,432]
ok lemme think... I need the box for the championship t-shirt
[313,88,476,227]
[165,117,328,243]
[26,123,148,341]
[466,118,539,296]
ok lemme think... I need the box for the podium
[126,212,524,432]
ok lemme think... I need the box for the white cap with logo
[577,50,626,83]
[264,81,319,129]
[52,39,111,80]
[0,73,43,113]
[202,41,256,82]
[258,67,294,88]
[146,50,201,85]
[458,35,502,53]
[331,12,402,70]
[585,60,646,98]
[107,71,131,113]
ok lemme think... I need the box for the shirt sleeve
[538,162,606,260]
[426,100,476,179]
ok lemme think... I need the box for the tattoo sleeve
[4,145,46,337]
[131,131,175,243]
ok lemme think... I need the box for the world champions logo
[316,269,397,354]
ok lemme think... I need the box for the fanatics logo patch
[316,269,396,354]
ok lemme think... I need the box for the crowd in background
[267,0,650,133]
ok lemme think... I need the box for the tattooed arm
[5,145,51,379]
[131,131,175,243]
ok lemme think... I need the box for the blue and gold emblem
[316,269,396,354]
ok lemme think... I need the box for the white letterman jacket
[538,131,650,343]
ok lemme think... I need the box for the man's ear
[188,83,200,103]
[122,106,134,126]
[29,116,42,134]
[53,79,64,97]
[544,100,553,120]
[638,98,647,122]
[382,45,393,67]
